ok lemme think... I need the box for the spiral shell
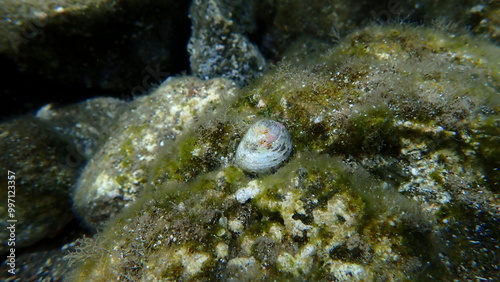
[235,119,293,174]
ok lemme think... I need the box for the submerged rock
[0,0,191,91]
[0,118,75,254]
[188,0,266,86]
[0,96,125,255]
[255,0,500,59]
[67,25,499,280]
[73,76,237,230]
[36,97,127,162]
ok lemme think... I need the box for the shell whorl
[235,119,293,174]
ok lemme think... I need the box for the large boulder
[67,25,499,280]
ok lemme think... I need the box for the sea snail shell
[235,119,293,174]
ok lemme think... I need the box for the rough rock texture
[0,221,86,281]
[255,0,368,59]
[366,0,500,42]
[255,0,500,60]
[402,0,500,42]
[67,25,499,280]
[0,96,126,255]
[73,76,237,230]
[0,0,191,91]
[469,1,500,42]
[2,0,499,280]
[188,0,266,86]
[36,97,127,162]
[0,118,75,254]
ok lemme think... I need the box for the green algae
[70,152,437,279]
[68,24,500,280]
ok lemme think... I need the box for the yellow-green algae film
[67,24,499,281]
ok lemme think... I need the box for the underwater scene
[0,0,499,280]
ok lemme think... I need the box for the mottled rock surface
[73,77,237,229]
[36,97,127,162]
[67,25,500,280]
[469,1,500,42]
[255,0,500,59]
[188,0,266,86]
[1,0,499,280]
[0,118,75,254]
[0,96,127,256]
[255,0,367,59]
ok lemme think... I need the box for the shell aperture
[235,119,293,174]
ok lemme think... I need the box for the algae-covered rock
[255,0,366,59]
[69,156,406,280]
[68,25,499,280]
[373,0,500,42]
[255,0,500,59]
[470,2,500,42]
[188,0,266,86]
[0,118,76,254]
[73,76,237,229]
